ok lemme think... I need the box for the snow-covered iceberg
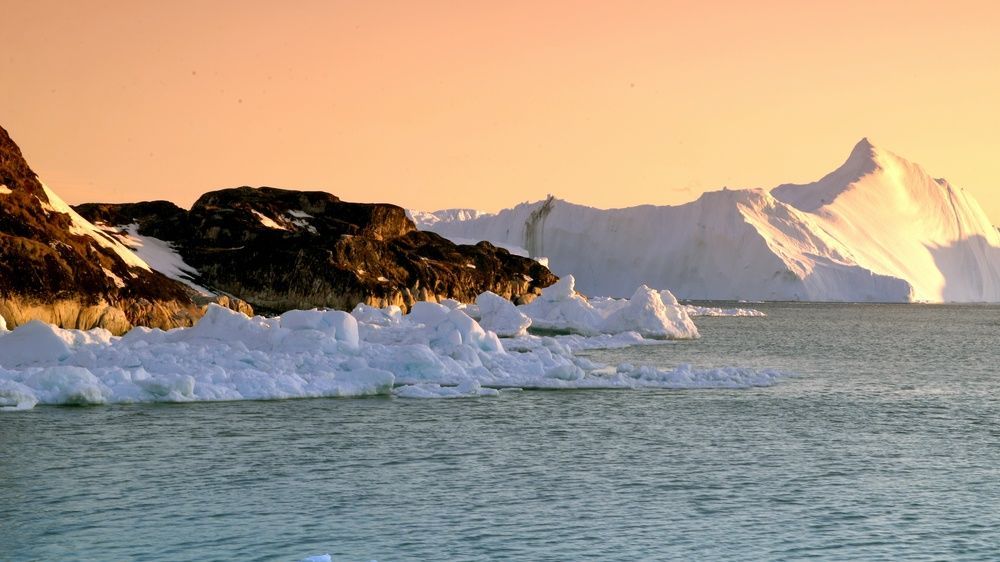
[0,289,779,410]
[415,139,1000,302]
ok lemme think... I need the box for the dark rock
[76,186,558,313]
[0,125,205,333]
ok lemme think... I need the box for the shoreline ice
[0,282,787,411]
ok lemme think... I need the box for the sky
[3,0,999,222]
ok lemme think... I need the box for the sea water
[2,303,998,561]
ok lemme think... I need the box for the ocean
[2,303,998,561]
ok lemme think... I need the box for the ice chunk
[0,379,38,411]
[515,276,699,338]
[439,298,465,310]
[351,303,402,326]
[0,320,73,367]
[426,309,503,354]
[394,380,499,398]
[179,304,273,349]
[517,275,604,335]
[475,291,531,337]
[600,286,699,339]
[26,366,110,405]
[298,555,332,562]
[407,301,451,326]
[279,309,360,349]
[683,304,767,317]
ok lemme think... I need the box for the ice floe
[683,304,767,317]
[0,285,786,410]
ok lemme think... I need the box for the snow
[422,140,1000,303]
[113,224,213,295]
[251,209,288,230]
[0,291,781,411]
[285,211,318,233]
[40,183,152,271]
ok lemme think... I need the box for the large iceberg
[416,139,1000,302]
[0,288,778,410]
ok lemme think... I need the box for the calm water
[2,304,999,561]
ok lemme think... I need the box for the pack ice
[0,284,778,410]
[416,139,1000,302]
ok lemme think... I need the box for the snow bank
[0,292,780,410]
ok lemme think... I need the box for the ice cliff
[417,139,1000,302]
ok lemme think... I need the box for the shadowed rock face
[0,126,205,333]
[76,186,558,313]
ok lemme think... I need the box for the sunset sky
[4,0,999,222]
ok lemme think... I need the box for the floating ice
[517,276,699,339]
[394,380,500,398]
[0,289,786,410]
[683,304,767,317]
[298,555,332,562]
[517,275,605,335]
[599,286,699,339]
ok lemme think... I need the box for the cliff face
[0,126,207,333]
[76,186,557,313]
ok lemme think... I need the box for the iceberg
[599,286,699,339]
[517,276,699,339]
[416,140,1000,302]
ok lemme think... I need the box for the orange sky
[3,0,999,222]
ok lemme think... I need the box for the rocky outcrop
[0,125,210,334]
[76,186,557,313]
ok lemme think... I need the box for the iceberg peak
[840,136,882,174]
